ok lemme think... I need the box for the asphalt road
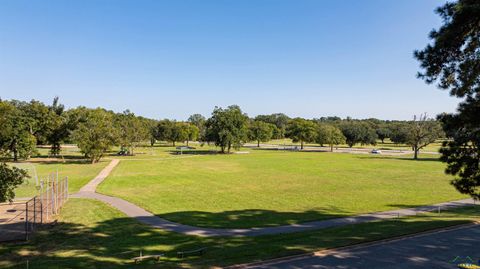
[249,224,480,269]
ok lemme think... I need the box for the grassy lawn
[1,198,479,269]
[97,149,465,228]
[11,160,109,197]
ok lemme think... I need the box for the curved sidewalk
[72,159,477,237]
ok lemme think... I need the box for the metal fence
[0,176,68,242]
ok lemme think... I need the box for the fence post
[33,197,36,229]
[25,202,29,241]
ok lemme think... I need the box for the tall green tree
[184,123,199,146]
[0,101,37,161]
[339,121,377,148]
[72,108,117,163]
[249,121,274,147]
[115,110,149,155]
[188,114,206,141]
[415,0,480,198]
[316,124,346,152]
[285,118,317,150]
[255,113,290,139]
[46,97,69,156]
[0,162,29,202]
[205,105,249,153]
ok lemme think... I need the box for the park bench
[177,247,207,258]
[132,253,164,264]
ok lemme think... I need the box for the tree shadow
[158,207,350,229]
[1,205,478,269]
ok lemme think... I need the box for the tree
[405,114,443,160]
[0,162,29,203]
[285,118,317,150]
[46,97,69,156]
[376,125,391,143]
[184,124,199,146]
[316,124,346,152]
[115,110,149,155]
[415,0,480,198]
[389,123,410,144]
[156,120,175,145]
[72,109,117,163]
[255,113,290,139]
[188,114,206,141]
[249,121,274,147]
[339,121,377,148]
[205,105,249,153]
[0,101,37,161]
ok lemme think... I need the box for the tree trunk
[301,141,304,150]
[227,142,231,153]
[186,140,189,146]
[257,140,260,147]
[173,141,175,147]
[12,140,18,162]
[330,144,334,152]
[413,145,418,160]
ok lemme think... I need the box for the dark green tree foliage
[389,123,410,144]
[339,121,377,148]
[0,101,37,161]
[255,113,290,139]
[439,97,480,199]
[205,105,248,153]
[376,125,391,143]
[248,121,274,147]
[155,120,191,146]
[0,162,29,202]
[285,118,317,149]
[316,124,345,152]
[47,97,69,156]
[115,110,149,155]
[415,0,480,199]
[72,108,117,163]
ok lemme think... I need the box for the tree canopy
[285,118,317,149]
[415,0,480,199]
[205,105,249,153]
[0,162,28,202]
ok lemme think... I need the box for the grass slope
[98,149,465,228]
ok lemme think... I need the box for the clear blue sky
[0,0,460,120]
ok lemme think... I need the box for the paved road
[246,224,480,269]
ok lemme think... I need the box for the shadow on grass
[1,210,477,269]
[158,207,350,229]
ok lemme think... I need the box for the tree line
[1,99,444,164]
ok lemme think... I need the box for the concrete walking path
[72,159,477,237]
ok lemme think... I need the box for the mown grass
[11,160,108,198]
[1,198,479,269]
[97,148,465,228]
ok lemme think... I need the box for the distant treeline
[0,98,443,162]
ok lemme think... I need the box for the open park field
[97,147,464,229]
[2,144,477,268]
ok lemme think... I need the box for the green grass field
[1,198,479,269]
[97,148,465,228]
[11,160,109,198]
